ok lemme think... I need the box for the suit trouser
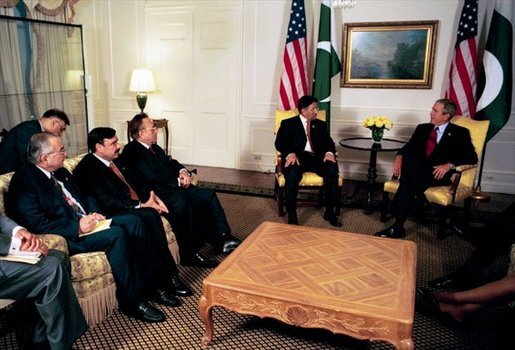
[0,250,87,350]
[69,225,143,312]
[282,152,340,211]
[115,209,179,292]
[393,150,452,227]
[159,189,202,260]
[159,186,231,256]
[456,203,515,281]
[184,186,231,247]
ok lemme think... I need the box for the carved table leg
[398,337,414,350]
[199,295,214,346]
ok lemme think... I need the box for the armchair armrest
[449,164,477,202]
[455,164,477,172]
[41,234,69,254]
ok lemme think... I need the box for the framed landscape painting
[341,21,439,89]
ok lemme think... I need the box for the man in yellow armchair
[375,99,477,239]
[275,95,341,226]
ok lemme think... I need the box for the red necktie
[109,163,139,200]
[425,127,437,157]
[306,120,314,152]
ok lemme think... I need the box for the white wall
[75,0,515,194]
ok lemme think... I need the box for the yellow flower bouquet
[362,116,393,142]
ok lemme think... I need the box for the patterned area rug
[1,193,511,349]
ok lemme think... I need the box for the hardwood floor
[187,165,514,214]
[187,165,276,189]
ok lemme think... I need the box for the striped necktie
[51,175,86,217]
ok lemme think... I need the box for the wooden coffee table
[199,222,416,349]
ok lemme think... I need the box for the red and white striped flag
[278,0,308,111]
[445,0,479,118]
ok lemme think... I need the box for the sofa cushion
[70,252,113,282]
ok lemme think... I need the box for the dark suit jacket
[73,153,146,216]
[274,116,336,161]
[0,120,41,174]
[7,163,98,252]
[399,122,478,167]
[121,141,186,194]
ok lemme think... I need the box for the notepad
[79,218,112,237]
[0,250,42,265]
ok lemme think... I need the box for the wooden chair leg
[380,191,390,222]
[463,197,473,228]
[437,205,449,239]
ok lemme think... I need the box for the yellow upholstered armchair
[274,109,343,216]
[380,116,490,237]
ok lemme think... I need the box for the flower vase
[371,128,384,143]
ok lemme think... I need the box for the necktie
[306,119,314,152]
[149,145,156,155]
[51,175,86,217]
[425,127,438,157]
[109,163,139,200]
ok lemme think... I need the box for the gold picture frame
[341,21,439,89]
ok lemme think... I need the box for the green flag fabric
[312,0,341,131]
[475,0,513,141]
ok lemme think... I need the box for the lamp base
[136,93,147,112]
[470,186,490,202]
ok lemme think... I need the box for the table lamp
[129,68,155,112]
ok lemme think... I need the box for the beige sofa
[0,155,180,327]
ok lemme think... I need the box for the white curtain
[30,22,86,155]
[0,17,31,131]
[0,0,86,155]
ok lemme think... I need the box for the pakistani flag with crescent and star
[312,0,341,131]
[475,0,513,141]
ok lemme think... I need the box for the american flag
[278,0,308,111]
[445,0,478,118]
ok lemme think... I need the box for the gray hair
[27,132,56,164]
[435,98,457,118]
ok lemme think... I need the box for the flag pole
[471,141,490,201]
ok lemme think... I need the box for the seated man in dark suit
[274,95,341,226]
[0,216,87,349]
[73,127,194,293]
[8,132,182,323]
[121,114,241,262]
[428,202,515,290]
[376,99,478,239]
[0,108,70,174]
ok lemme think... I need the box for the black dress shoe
[171,275,193,297]
[222,240,240,253]
[416,287,439,308]
[132,301,166,323]
[323,211,342,227]
[182,253,219,268]
[428,275,469,290]
[375,226,406,239]
[217,234,241,254]
[154,289,181,307]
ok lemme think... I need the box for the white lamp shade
[129,69,156,93]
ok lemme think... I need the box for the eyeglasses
[46,150,67,157]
